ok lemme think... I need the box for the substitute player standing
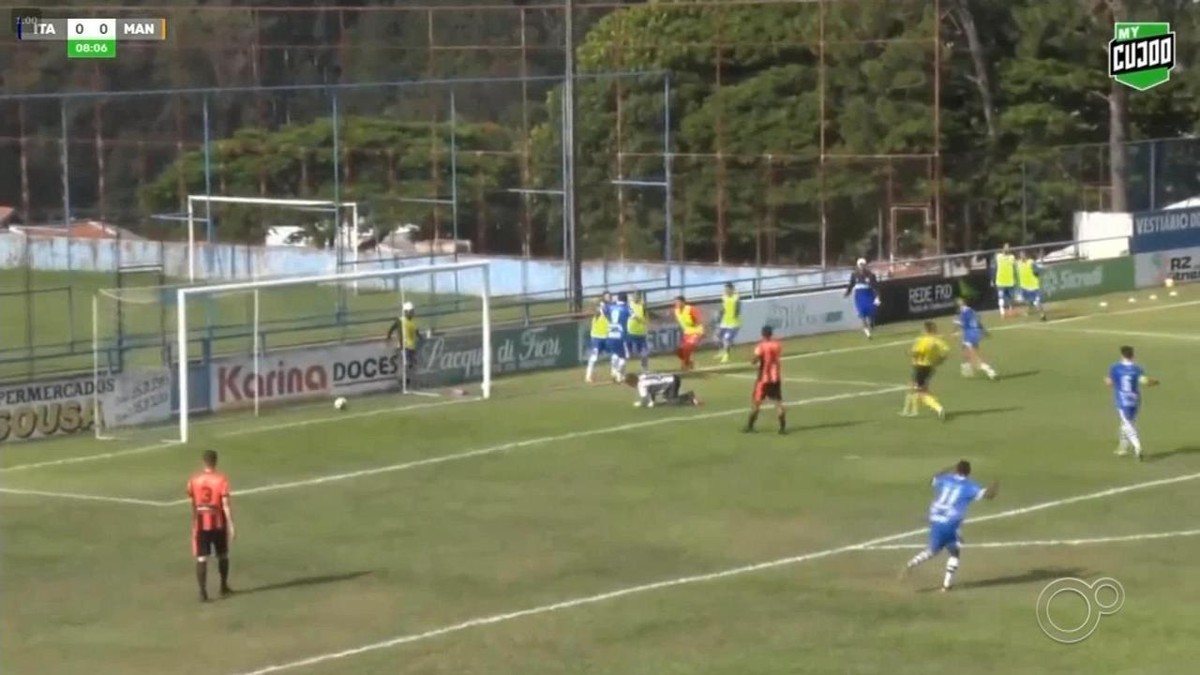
[901,460,998,591]
[1106,345,1159,460]
[626,290,651,372]
[901,321,949,419]
[187,450,235,602]
[744,326,786,434]
[584,295,611,383]
[844,258,880,339]
[1016,250,1047,321]
[715,283,741,363]
[993,244,1017,318]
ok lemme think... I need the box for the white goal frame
[185,195,361,282]
[176,260,492,444]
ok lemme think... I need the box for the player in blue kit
[953,297,997,379]
[844,258,880,339]
[902,460,998,591]
[1106,345,1159,460]
[605,292,632,383]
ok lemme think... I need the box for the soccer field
[3,287,1200,675]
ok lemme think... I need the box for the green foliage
[142,117,518,245]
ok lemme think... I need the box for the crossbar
[188,196,346,208]
[612,179,668,188]
[175,260,492,443]
[508,188,565,196]
[392,197,455,205]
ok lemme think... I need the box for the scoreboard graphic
[13,10,167,59]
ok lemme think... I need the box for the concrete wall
[0,234,845,300]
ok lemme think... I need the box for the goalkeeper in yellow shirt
[901,321,949,420]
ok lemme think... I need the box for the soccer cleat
[200,591,210,603]
[937,408,947,422]
[1135,449,1144,462]
[899,410,918,418]
[719,352,730,364]
[692,397,703,407]
[940,586,952,593]
[1114,447,1130,456]
[220,586,234,598]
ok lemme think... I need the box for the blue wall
[0,234,846,300]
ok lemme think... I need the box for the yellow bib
[400,316,418,348]
[675,306,703,335]
[590,312,609,339]
[995,253,1016,287]
[720,294,741,329]
[1018,260,1040,290]
[628,301,647,336]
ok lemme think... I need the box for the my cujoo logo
[1109,22,1175,91]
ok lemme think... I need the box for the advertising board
[0,369,172,443]
[1131,206,1200,253]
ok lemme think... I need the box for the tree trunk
[1107,0,1129,212]
[951,0,997,141]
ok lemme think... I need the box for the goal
[91,261,493,444]
[184,195,362,282]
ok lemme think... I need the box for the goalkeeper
[624,372,701,408]
[386,302,422,387]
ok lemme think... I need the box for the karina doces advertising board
[875,270,997,325]
[1131,206,1200,254]
[1134,247,1200,287]
[0,369,172,443]
[209,321,581,407]
[1040,257,1135,300]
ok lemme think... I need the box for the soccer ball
[334,397,348,411]
[1165,278,1175,288]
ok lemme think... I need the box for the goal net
[92,261,492,444]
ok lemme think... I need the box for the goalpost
[184,195,362,282]
[92,261,492,444]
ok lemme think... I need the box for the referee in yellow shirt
[902,321,950,420]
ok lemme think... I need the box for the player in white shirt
[623,372,701,408]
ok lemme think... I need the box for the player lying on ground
[902,459,998,591]
[624,372,701,407]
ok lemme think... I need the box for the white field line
[695,298,1200,375]
[169,386,908,505]
[232,469,1200,675]
[217,396,479,439]
[1037,327,1200,342]
[723,374,900,388]
[861,528,1200,551]
[0,441,180,474]
[14,298,1198,473]
[0,487,171,507]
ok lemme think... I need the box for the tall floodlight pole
[564,0,583,312]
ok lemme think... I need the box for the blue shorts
[1020,289,1042,304]
[854,293,876,320]
[928,522,962,555]
[997,286,1015,301]
[1117,405,1139,423]
[604,338,628,358]
[718,327,739,344]
[626,335,648,355]
[589,337,608,354]
[962,331,982,349]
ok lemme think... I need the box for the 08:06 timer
[72,41,110,54]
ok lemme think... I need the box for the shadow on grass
[945,406,1022,422]
[235,571,373,597]
[790,420,869,433]
[998,370,1040,381]
[918,567,1088,593]
[1144,446,1200,463]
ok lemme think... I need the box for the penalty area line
[861,528,1200,550]
[230,469,1200,675]
[217,396,480,439]
[0,487,172,507]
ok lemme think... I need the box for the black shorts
[754,381,782,403]
[912,366,933,389]
[193,528,229,559]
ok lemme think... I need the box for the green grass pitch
[2,286,1200,675]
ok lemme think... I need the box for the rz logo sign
[1169,256,1192,271]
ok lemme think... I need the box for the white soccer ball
[1150,294,1158,301]
[1128,297,1136,303]
[1099,301,1108,308]
[334,397,348,411]
[1170,290,1179,297]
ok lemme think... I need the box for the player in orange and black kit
[745,326,786,434]
[187,449,235,602]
